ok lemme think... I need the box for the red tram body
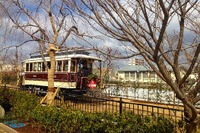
[21,49,102,92]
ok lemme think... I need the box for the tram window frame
[33,63,37,71]
[57,61,62,71]
[42,62,45,71]
[26,63,29,71]
[63,60,68,71]
[30,63,33,71]
[47,61,51,69]
[38,62,42,71]
[70,60,77,72]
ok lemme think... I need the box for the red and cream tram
[21,49,102,92]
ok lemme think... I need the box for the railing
[62,94,183,118]
[59,94,184,129]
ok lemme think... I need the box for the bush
[1,72,17,84]
[30,106,175,133]
[0,86,12,112]
[0,89,175,133]
[0,89,39,122]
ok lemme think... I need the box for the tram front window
[79,62,91,77]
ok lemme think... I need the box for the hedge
[0,89,175,133]
[30,106,174,133]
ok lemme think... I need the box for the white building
[117,65,162,83]
[117,58,198,84]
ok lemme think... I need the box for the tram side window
[63,60,68,71]
[42,62,45,71]
[38,62,41,71]
[71,60,76,72]
[30,63,33,71]
[57,61,62,71]
[47,61,51,69]
[26,63,29,71]
[34,63,37,71]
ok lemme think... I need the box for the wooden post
[40,88,60,105]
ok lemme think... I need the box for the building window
[143,72,148,78]
[125,72,129,78]
[130,72,134,77]
[150,72,155,78]
[137,72,141,79]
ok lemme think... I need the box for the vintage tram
[21,49,102,93]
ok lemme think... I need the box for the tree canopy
[67,0,200,132]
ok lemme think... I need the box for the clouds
[0,0,199,68]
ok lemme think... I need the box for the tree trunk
[183,100,198,133]
[46,44,56,105]
[186,122,197,133]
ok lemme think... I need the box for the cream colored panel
[24,80,76,89]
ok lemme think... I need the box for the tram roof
[30,49,90,58]
[24,50,101,62]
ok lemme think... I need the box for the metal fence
[55,93,184,129]
[57,93,184,121]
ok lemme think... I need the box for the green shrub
[1,72,17,84]
[30,106,175,133]
[0,89,175,133]
[0,89,39,121]
[0,86,12,108]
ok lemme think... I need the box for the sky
[0,0,199,68]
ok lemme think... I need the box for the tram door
[76,59,92,89]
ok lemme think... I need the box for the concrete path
[0,123,18,133]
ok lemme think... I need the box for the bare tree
[0,0,80,104]
[68,0,200,132]
[94,47,119,83]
